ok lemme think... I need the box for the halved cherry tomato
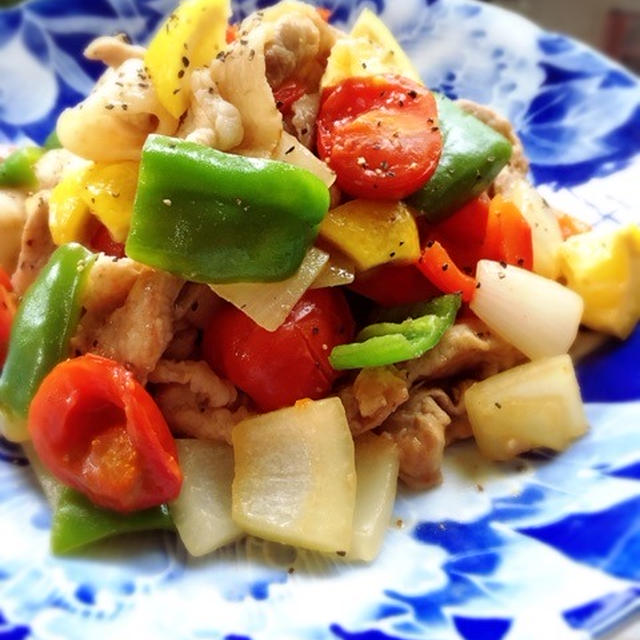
[0,267,15,369]
[28,354,182,513]
[89,221,126,259]
[349,262,440,307]
[273,80,307,116]
[202,289,355,411]
[316,74,442,200]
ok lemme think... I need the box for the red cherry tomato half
[317,74,442,200]
[202,289,355,412]
[28,354,182,513]
[349,262,440,307]
[89,221,126,259]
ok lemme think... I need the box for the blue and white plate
[1,1,639,639]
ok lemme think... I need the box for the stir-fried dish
[0,0,639,560]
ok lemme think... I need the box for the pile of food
[0,0,638,561]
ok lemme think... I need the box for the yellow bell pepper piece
[319,200,420,271]
[558,224,640,339]
[49,168,92,246]
[321,8,421,88]
[80,162,139,243]
[145,0,231,118]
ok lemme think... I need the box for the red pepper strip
[89,221,126,259]
[28,354,182,513]
[417,240,477,303]
[556,211,592,240]
[0,269,15,369]
[273,80,307,116]
[485,195,533,270]
[349,262,440,307]
[225,23,238,44]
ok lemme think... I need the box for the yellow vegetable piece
[80,162,139,243]
[321,8,421,88]
[145,0,230,118]
[49,168,92,246]
[319,199,420,271]
[558,224,640,339]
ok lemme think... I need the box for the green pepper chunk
[51,487,174,554]
[329,294,460,370]
[0,146,45,189]
[0,243,96,441]
[43,130,62,150]
[407,95,512,222]
[126,135,330,283]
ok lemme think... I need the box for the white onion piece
[210,247,329,331]
[471,259,583,360]
[232,397,356,553]
[310,250,355,289]
[271,132,336,188]
[505,179,564,280]
[169,440,243,557]
[465,355,588,460]
[348,433,399,562]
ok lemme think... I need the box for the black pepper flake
[249,48,255,61]
[177,69,185,79]
[285,146,295,155]
[311,326,320,335]
[121,104,128,110]
[111,192,120,198]
[399,241,404,246]
[407,90,418,99]
[276,100,284,108]
[216,50,226,61]
[426,240,434,248]
[301,127,308,135]
[138,83,149,89]
[495,402,502,409]
[361,62,367,69]
[517,258,525,266]
[499,260,507,269]
[105,104,115,110]
[431,126,439,132]
[181,55,190,67]
[239,38,248,45]
[115,81,124,87]
[441,263,449,271]
[476,282,482,289]
[398,100,404,107]
[288,567,295,574]
[336,551,346,557]
[389,251,396,258]
[173,88,181,95]
[427,117,434,124]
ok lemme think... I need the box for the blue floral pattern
[0,1,639,639]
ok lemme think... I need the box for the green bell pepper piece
[44,130,62,150]
[407,94,512,222]
[329,294,460,370]
[0,243,96,441]
[0,146,45,189]
[126,135,330,283]
[51,487,174,554]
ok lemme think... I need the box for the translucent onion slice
[465,354,588,460]
[470,259,583,360]
[210,247,329,331]
[169,439,243,557]
[272,132,336,188]
[310,250,355,289]
[348,433,399,562]
[505,179,564,280]
[232,397,356,553]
